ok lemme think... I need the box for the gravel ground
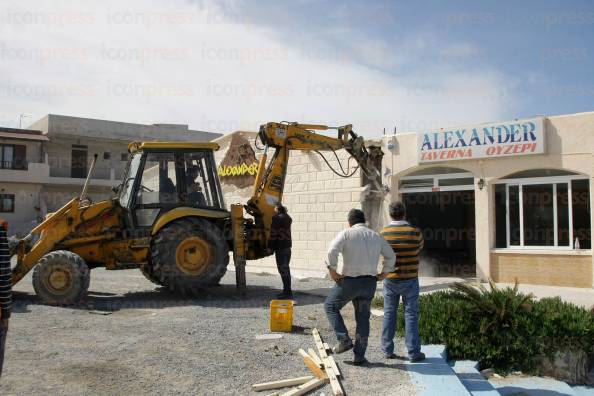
[0,267,415,395]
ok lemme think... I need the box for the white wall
[0,182,43,235]
[382,111,594,285]
[45,136,129,180]
[40,185,112,213]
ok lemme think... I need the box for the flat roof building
[0,114,221,234]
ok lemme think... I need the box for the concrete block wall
[214,131,372,278]
[246,148,365,278]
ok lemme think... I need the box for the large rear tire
[32,250,90,305]
[150,218,229,294]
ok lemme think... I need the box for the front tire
[32,250,90,305]
[150,218,229,294]
[139,263,163,286]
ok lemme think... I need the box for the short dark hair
[389,201,406,220]
[275,203,287,214]
[347,208,366,226]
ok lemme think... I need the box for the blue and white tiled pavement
[402,345,594,396]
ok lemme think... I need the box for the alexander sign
[418,117,545,163]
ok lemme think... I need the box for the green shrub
[447,281,539,372]
[531,297,594,356]
[376,282,594,374]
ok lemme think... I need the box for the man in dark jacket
[0,219,11,378]
[268,204,293,299]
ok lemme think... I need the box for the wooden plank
[323,342,331,352]
[280,377,327,396]
[252,376,314,392]
[298,349,321,367]
[326,356,341,378]
[312,328,344,396]
[256,334,283,340]
[297,348,310,359]
[307,348,323,367]
[312,329,341,377]
[312,328,327,358]
[320,356,343,395]
[302,355,327,379]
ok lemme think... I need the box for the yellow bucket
[269,299,294,332]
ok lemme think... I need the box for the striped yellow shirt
[380,220,424,279]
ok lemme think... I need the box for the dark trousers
[274,248,292,292]
[324,277,377,360]
[0,320,7,378]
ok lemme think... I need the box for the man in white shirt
[324,209,396,365]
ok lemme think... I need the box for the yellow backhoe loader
[9,122,382,304]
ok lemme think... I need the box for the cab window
[182,151,224,209]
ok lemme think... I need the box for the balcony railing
[1,159,122,186]
[0,160,27,170]
[49,167,115,180]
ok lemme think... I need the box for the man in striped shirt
[380,201,425,362]
[0,219,11,377]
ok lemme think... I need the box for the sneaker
[332,339,353,354]
[409,352,425,362]
[384,353,398,359]
[353,357,369,366]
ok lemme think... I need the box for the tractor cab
[117,142,228,230]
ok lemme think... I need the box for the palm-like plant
[451,279,534,335]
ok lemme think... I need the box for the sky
[1,0,593,137]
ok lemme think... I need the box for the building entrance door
[398,167,476,278]
[71,145,88,178]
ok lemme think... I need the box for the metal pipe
[80,153,98,201]
[252,145,269,197]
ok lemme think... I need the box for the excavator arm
[240,122,381,261]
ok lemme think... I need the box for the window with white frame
[399,167,474,193]
[494,169,591,250]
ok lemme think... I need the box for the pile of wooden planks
[251,328,344,396]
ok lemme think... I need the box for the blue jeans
[324,277,377,360]
[381,278,421,357]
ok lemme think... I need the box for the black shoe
[276,291,293,299]
[353,358,369,366]
[384,353,398,359]
[409,352,425,362]
[332,339,353,354]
